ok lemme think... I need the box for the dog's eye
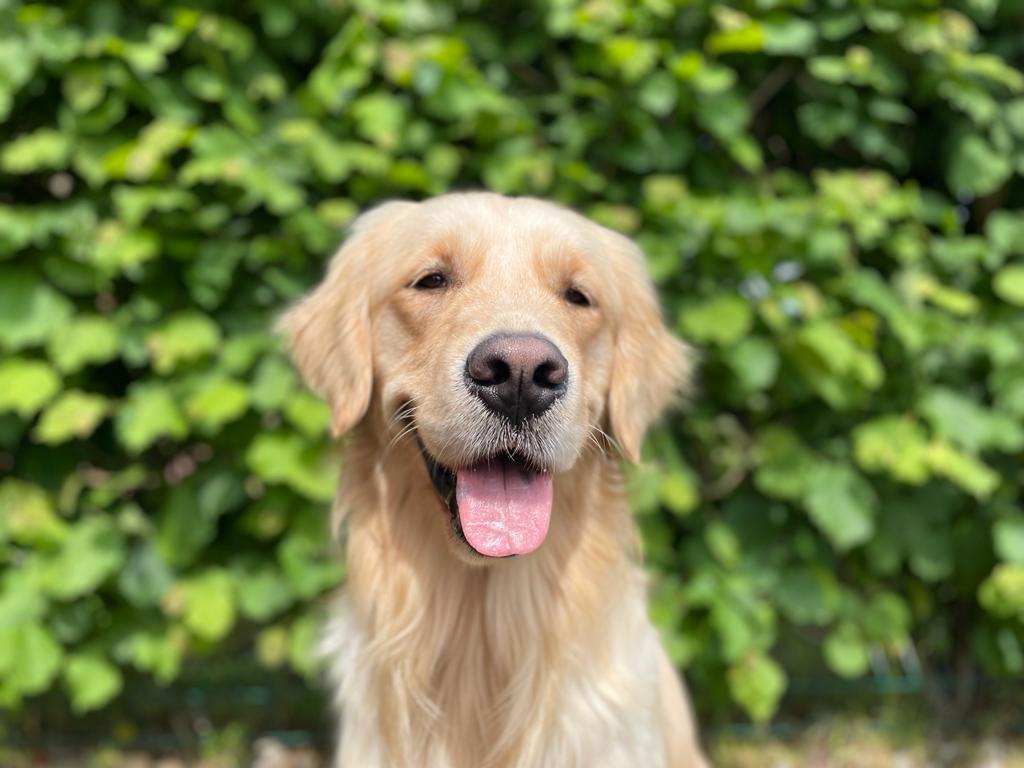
[564,287,591,307]
[413,272,448,290]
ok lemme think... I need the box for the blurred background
[2,0,1024,765]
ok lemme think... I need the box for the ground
[7,721,1024,768]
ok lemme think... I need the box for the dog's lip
[417,442,464,542]
[418,440,456,512]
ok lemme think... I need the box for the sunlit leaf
[0,358,61,418]
[180,569,236,642]
[33,390,107,444]
[115,383,188,453]
[727,653,786,723]
[63,653,123,713]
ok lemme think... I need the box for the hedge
[1,0,1023,728]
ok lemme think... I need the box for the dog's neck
[335,427,643,767]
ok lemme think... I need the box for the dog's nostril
[471,356,509,386]
[533,360,566,389]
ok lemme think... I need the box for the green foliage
[1,0,1023,727]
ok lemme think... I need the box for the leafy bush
[1,0,1023,725]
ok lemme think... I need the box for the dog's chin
[418,442,555,563]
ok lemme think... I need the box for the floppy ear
[603,229,694,463]
[277,202,412,437]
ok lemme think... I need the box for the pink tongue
[456,461,553,557]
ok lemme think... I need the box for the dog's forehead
[414,194,603,271]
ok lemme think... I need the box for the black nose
[465,333,568,425]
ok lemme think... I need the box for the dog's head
[280,193,691,561]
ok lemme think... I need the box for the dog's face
[282,193,690,561]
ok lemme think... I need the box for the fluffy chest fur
[322,438,669,768]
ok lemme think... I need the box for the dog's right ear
[277,202,413,438]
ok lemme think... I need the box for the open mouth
[419,444,553,558]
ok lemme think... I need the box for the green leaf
[33,390,108,444]
[947,134,1012,197]
[62,653,123,713]
[987,211,1024,256]
[1,128,70,173]
[853,415,930,485]
[979,565,1024,619]
[288,613,321,677]
[256,625,289,668]
[44,517,125,600]
[115,382,188,453]
[696,92,751,141]
[994,518,1024,565]
[157,471,244,569]
[711,594,775,663]
[638,72,678,117]
[764,20,817,55]
[799,102,857,145]
[119,630,183,684]
[707,25,765,55]
[660,467,699,516]
[221,333,269,374]
[146,312,221,374]
[913,275,979,316]
[114,186,198,228]
[920,388,1023,453]
[775,568,840,625]
[0,270,74,351]
[91,221,159,276]
[251,356,297,411]
[181,569,236,642]
[278,533,344,599]
[62,62,106,113]
[724,336,779,391]
[47,316,119,373]
[885,497,955,583]
[0,358,61,417]
[727,652,786,723]
[352,93,406,150]
[792,321,883,407]
[824,623,871,678]
[993,265,1024,306]
[705,521,740,567]
[602,36,660,82]
[0,568,48,628]
[925,441,1000,499]
[283,391,331,437]
[247,432,338,502]
[118,543,174,608]
[104,119,190,181]
[0,623,63,696]
[236,568,295,622]
[802,464,876,551]
[678,295,753,345]
[861,592,910,644]
[754,427,819,501]
[0,479,67,546]
[186,375,250,431]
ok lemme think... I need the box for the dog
[280,192,709,768]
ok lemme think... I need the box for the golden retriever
[280,192,709,768]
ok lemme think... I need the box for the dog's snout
[466,333,568,425]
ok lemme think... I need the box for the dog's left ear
[603,228,693,463]
[278,201,413,437]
